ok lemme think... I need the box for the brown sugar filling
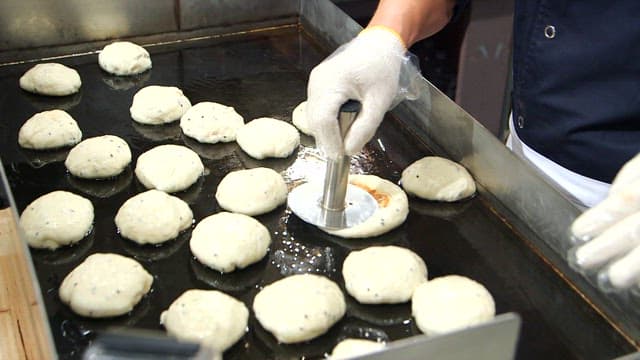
[351,181,390,207]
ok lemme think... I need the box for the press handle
[337,99,362,140]
[321,100,361,213]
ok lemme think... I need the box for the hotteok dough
[135,144,204,193]
[330,339,386,359]
[253,274,346,343]
[59,253,153,318]
[19,63,81,96]
[401,156,476,202]
[65,135,132,179]
[115,190,193,245]
[215,167,287,216]
[292,101,313,136]
[130,85,191,125]
[190,212,271,273]
[19,191,93,250]
[236,117,300,159]
[160,289,249,352]
[18,109,82,150]
[342,246,427,304]
[180,101,244,144]
[98,41,152,76]
[411,275,495,336]
[323,174,409,238]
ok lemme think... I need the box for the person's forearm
[367,0,457,47]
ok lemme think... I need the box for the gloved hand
[307,26,420,160]
[569,153,640,290]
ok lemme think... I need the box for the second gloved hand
[569,153,640,290]
[307,26,420,159]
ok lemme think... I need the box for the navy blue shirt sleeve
[452,0,471,22]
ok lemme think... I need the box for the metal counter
[0,0,638,358]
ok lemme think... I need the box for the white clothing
[506,115,610,209]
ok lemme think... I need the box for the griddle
[0,8,636,360]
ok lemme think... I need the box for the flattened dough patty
[59,253,153,318]
[180,102,244,144]
[401,156,476,202]
[253,274,346,343]
[19,191,93,249]
[160,289,249,352]
[343,246,427,304]
[190,212,270,273]
[115,190,193,245]
[99,41,152,76]
[411,275,495,336]
[292,101,313,136]
[65,135,132,179]
[324,175,409,238]
[18,109,82,150]
[19,63,81,96]
[330,339,385,360]
[236,117,300,159]
[215,167,287,216]
[130,85,191,125]
[135,144,204,193]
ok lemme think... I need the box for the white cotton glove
[307,26,420,160]
[569,153,640,290]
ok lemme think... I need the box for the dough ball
[215,167,287,216]
[59,253,153,318]
[401,156,476,202]
[160,289,249,352]
[19,191,93,249]
[190,212,270,273]
[65,135,132,179]
[130,85,191,125]
[324,175,409,238]
[180,102,244,144]
[115,190,193,245]
[292,101,313,136]
[253,274,346,343]
[236,117,300,159]
[18,109,82,150]
[330,339,385,359]
[135,144,204,193]
[343,246,427,304]
[19,63,81,96]
[98,41,152,76]
[411,275,495,336]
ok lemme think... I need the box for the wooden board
[0,207,55,360]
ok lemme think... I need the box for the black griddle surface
[0,26,634,359]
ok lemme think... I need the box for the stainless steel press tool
[287,100,378,229]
